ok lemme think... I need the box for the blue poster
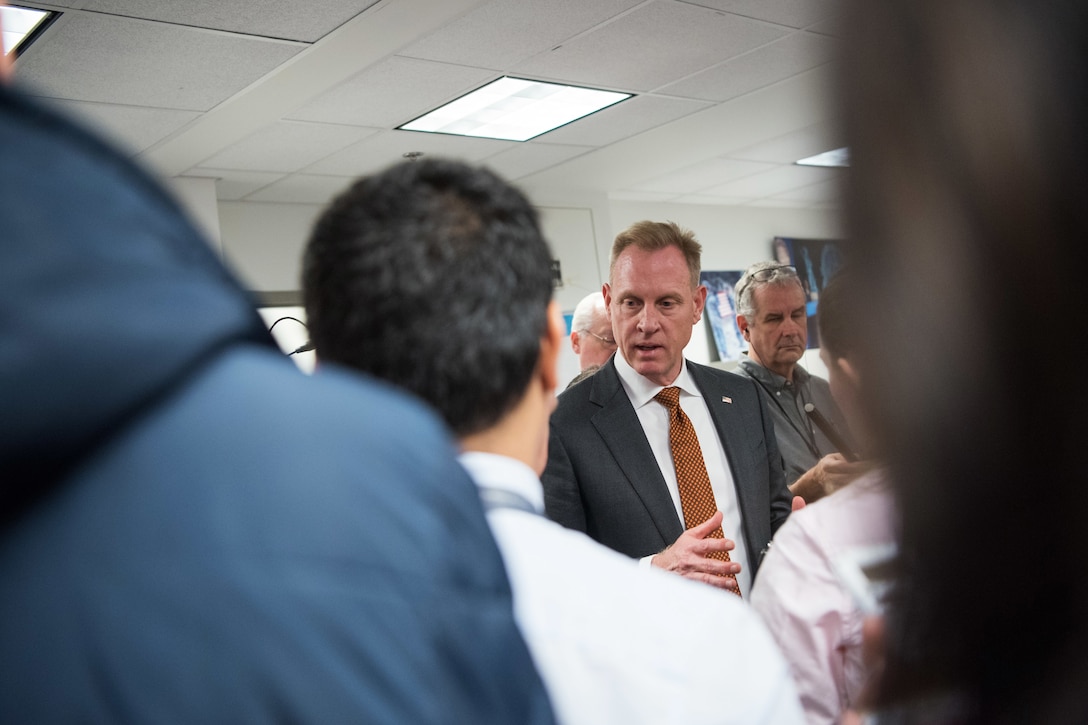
[773,237,845,349]
[701,270,745,362]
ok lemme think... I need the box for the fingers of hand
[674,548,739,578]
[684,570,741,591]
[676,531,733,559]
[696,536,733,555]
[825,457,870,476]
[688,510,723,537]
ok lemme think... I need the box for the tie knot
[654,386,681,410]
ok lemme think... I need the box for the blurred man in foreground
[0,78,552,723]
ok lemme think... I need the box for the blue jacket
[0,85,554,724]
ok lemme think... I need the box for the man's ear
[570,330,582,354]
[602,283,613,322]
[737,314,750,340]
[540,300,565,394]
[837,356,861,390]
[693,284,707,323]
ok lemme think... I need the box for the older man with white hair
[569,292,616,371]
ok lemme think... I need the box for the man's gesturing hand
[651,511,741,592]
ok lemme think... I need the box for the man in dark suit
[542,221,792,595]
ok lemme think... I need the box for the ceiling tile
[482,142,593,181]
[286,55,494,128]
[724,121,843,164]
[658,31,835,102]
[744,198,821,209]
[303,129,516,176]
[768,177,842,204]
[542,95,711,147]
[806,16,841,37]
[16,0,845,212]
[43,99,200,155]
[701,164,837,197]
[17,11,303,111]
[631,158,776,194]
[670,193,750,205]
[196,121,379,173]
[245,174,356,204]
[182,169,288,201]
[608,190,681,203]
[514,0,789,92]
[676,0,839,29]
[79,0,381,43]
[401,0,644,69]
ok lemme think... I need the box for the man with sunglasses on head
[734,262,868,503]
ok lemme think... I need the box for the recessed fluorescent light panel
[1,5,57,57]
[399,77,632,142]
[795,147,850,167]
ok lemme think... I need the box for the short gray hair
[735,261,803,319]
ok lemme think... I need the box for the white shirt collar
[458,450,545,513]
[613,352,702,409]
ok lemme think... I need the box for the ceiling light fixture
[795,147,850,167]
[399,76,632,142]
[1,5,58,58]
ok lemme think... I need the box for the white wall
[217,201,325,292]
[165,176,223,254]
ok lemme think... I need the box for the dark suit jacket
[542,358,792,579]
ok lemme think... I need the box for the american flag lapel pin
[721,396,732,404]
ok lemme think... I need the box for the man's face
[740,283,807,379]
[572,308,617,370]
[604,245,705,387]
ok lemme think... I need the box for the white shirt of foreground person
[460,451,804,725]
[749,470,895,725]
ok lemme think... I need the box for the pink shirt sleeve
[749,478,894,724]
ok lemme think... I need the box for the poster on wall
[700,270,746,363]
[773,236,845,348]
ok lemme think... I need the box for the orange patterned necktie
[655,386,740,595]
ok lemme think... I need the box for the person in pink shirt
[750,270,896,724]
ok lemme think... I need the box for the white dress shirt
[613,353,752,595]
[749,470,896,725]
[460,451,804,725]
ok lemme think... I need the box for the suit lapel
[689,362,758,548]
[588,363,684,544]
[690,363,745,487]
